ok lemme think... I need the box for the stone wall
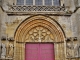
[0,0,80,60]
[0,14,79,60]
[4,15,72,38]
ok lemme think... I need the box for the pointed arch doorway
[14,15,65,60]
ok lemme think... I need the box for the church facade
[0,0,80,60]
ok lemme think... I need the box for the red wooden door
[25,43,55,60]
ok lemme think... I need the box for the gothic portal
[14,15,65,60]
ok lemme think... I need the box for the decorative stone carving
[6,40,9,58]
[26,26,54,42]
[8,37,14,41]
[79,46,80,57]
[8,5,65,12]
[0,43,1,58]
[2,1,9,11]
[1,36,6,40]
[74,43,79,57]
[8,43,14,58]
[66,41,73,57]
[66,37,79,58]
[1,0,14,11]
[5,40,14,58]
[74,38,79,57]
[1,43,6,58]
[0,41,14,58]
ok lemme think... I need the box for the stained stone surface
[0,0,80,60]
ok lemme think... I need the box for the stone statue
[1,43,6,58]
[74,44,79,57]
[79,46,80,57]
[0,43,1,58]
[66,39,79,58]
[8,43,14,58]
[66,41,73,57]
[6,41,9,58]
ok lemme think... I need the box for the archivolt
[14,15,65,42]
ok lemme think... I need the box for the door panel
[40,44,55,60]
[25,44,39,60]
[25,43,55,60]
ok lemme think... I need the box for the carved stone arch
[14,15,65,42]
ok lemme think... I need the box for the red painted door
[25,43,55,60]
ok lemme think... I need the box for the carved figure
[6,41,9,58]
[8,43,14,58]
[66,39,79,58]
[0,43,1,58]
[74,44,79,57]
[66,42,73,57]
[79,46,80,57]
[1,43,6,58]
